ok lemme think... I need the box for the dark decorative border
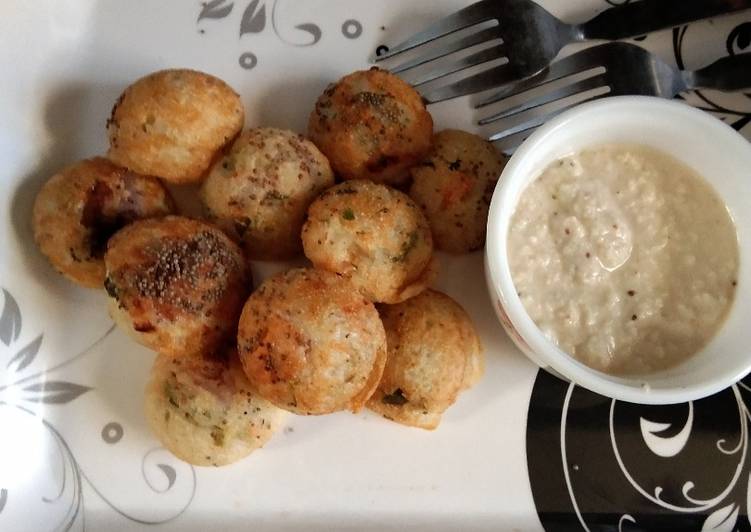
[673,22,751,132]
[528,370,751,531]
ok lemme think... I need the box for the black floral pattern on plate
[528,370,751,532]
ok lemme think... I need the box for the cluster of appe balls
[32,67,507,467]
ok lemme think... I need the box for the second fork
[476,42,751,148]
[376,0,751,103]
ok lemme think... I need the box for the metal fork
[374,0,750,104]
[476,42,751,146]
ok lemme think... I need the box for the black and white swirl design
[528,371,751,532]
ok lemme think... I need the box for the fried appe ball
[32,157,175,288]
[144,348,285,466]
[308,67,433,186]
[107,69,244,184]
[302,180,436,304]
[104,216,248,357]
[367,289,484,430]
[237,268,387,415]
[201,128,334,260]
[410,129,508,253]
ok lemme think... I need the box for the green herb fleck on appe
[354,91,387,107]
[342,208,355,221]
[391,231,419,263]
[448,159,462,171]
[164,381,180,409]
[210,426,225,447]
[263,191,289,203]
[382,388,408,406]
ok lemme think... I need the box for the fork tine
[487,94,608,143]
[478,73,608,125]
[420,63,517,104]
[390,26,501,74]
[475,47,605,109]
[409,44,507,87]
[491,129,533,154]
[373,0,495,62]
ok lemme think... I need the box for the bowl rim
[485,95,751,404]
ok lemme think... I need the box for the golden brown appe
[144,348,285,467]
[201,128,334,260]
[367,289,484,430]
[107,69,244,184]
[32,157,175,288]
[237,268,387,415]
[301,180,436,304]
[104,216,248,357]
[410,129,508,253]
[308,67,433,185]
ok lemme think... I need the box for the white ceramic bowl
[485,96,751,404]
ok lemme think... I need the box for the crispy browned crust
[108,69,244,184]
[410,129,508,254]
[367,289,484,430]
[308,67,433,186]
[144,347,285,466]
[104,216,249,357]
[237,268,387,415]
[301,180,435,303]
[201,128,334,260]
[32,157,175,288]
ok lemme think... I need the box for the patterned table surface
[0,1,749,530]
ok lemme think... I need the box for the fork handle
[577,0,751,41]
[684,53,751,92]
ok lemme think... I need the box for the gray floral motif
[6,333,41,372]
[241,0,266,36]
[239,52,258,69]
[22,380,91,404]
[101,422,124,444]
[271,1,322,46]
[0,289,21,346]
[198,0,234,21]
[0,288,196,530]
[342,19,363,40]
[197,0,361,69]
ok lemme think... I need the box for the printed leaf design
[731,115,751,131]
[295,23,322,46]
[727,22,751,54]
[618,514,636,532]
[198,0,234,22]
[701,503,738,532]
[7,334,42,372]
[0,289,21,346]
[157,464,177,490]
[639,403,693,458]
[0,489,6,514]
[240,0,266,36]
[23,381,92,404]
